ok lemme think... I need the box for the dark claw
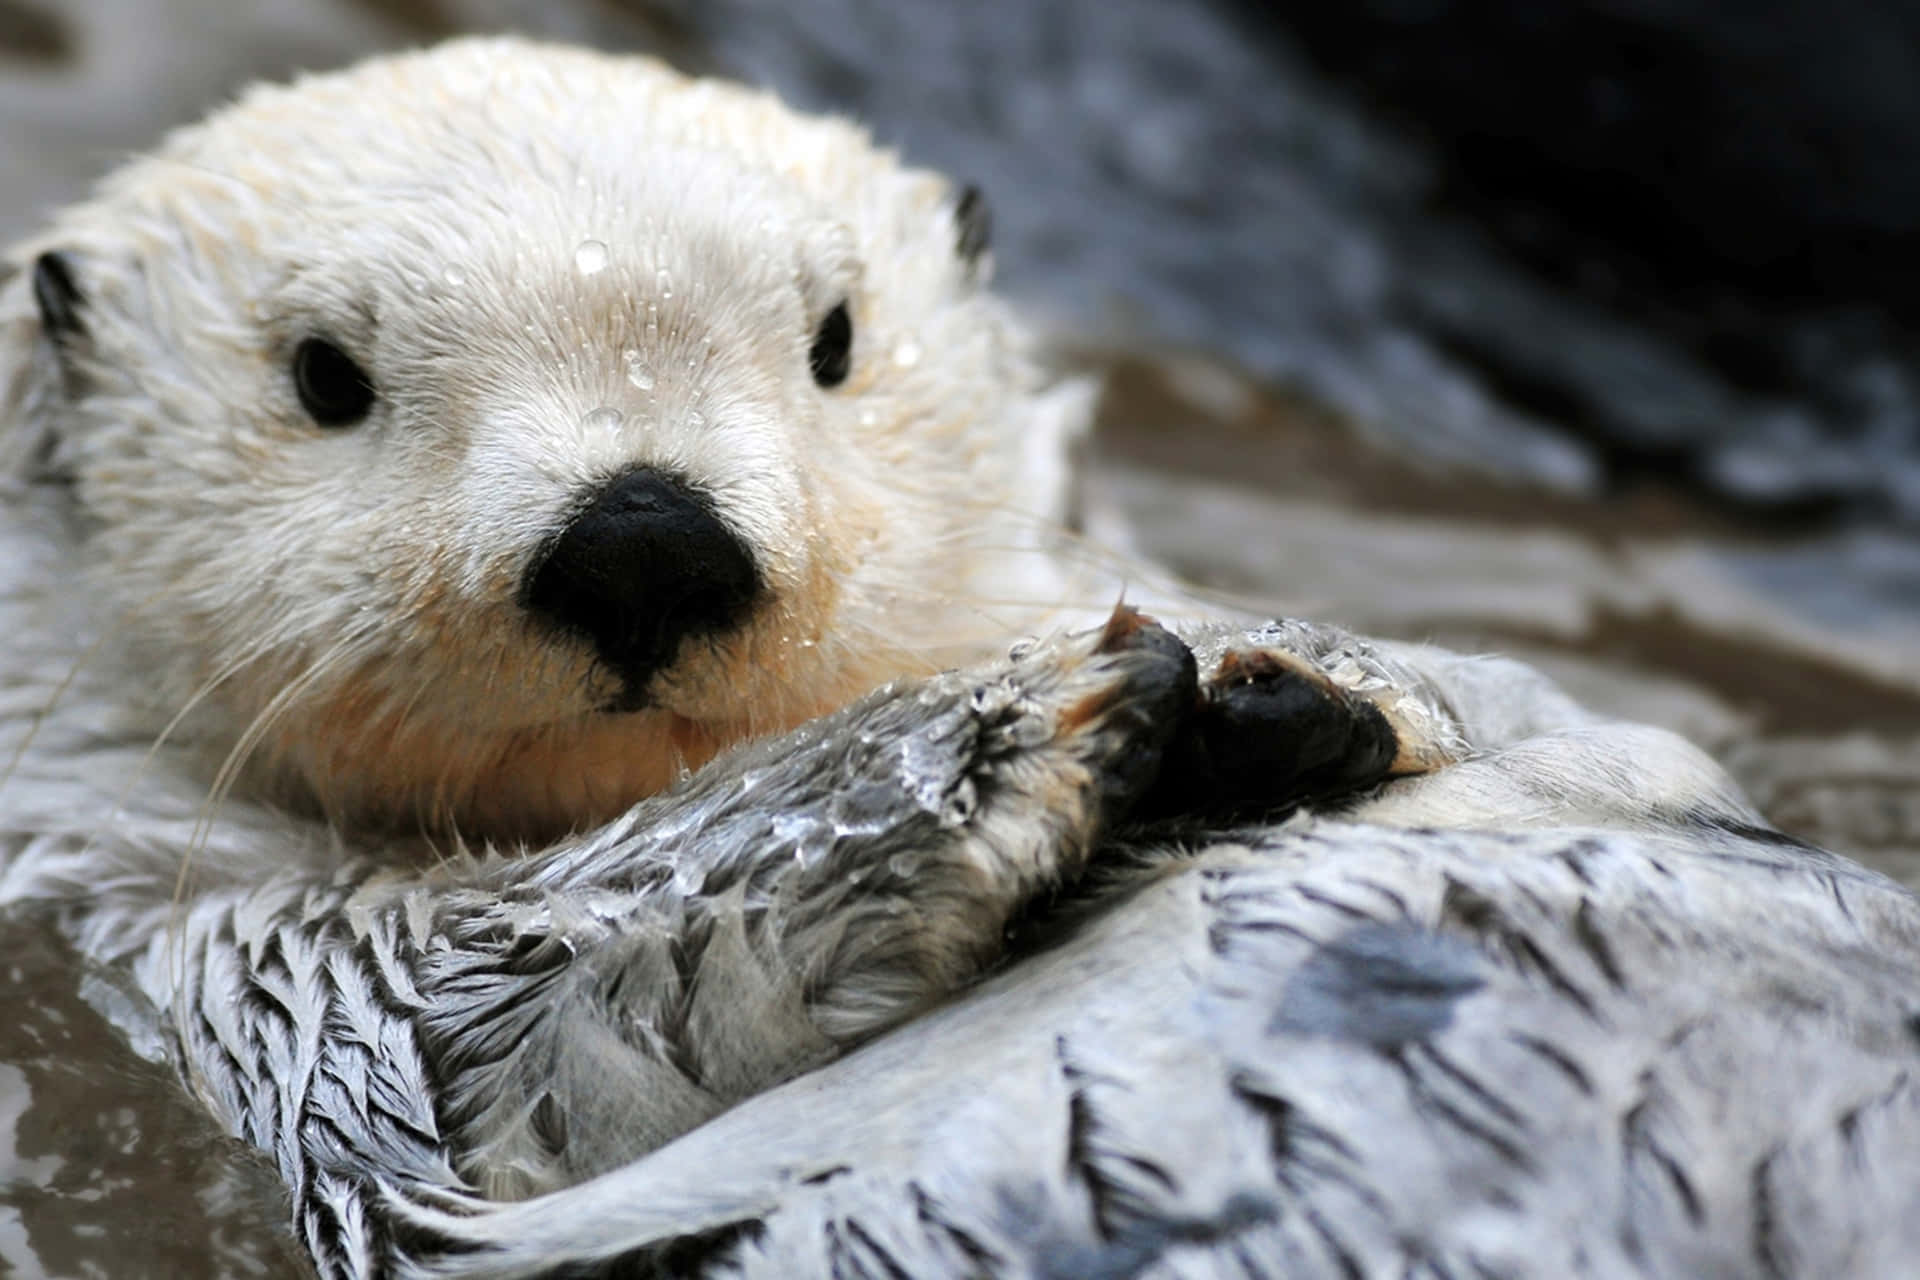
[1086,609,1200,820]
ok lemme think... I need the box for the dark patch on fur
[801,1163,852,1185]
[1556,843,1598,886]
[1394,1051,1534,1172]
[1293,884,1378,921]
[1691,816,1825,855]
[1057,1037,1178,1243]
[1302,1206,1368,1280]
[1623,1090,1704,1226]
[562,1217,766,1279]
[361,1193,489,1275]
[1232,1073,1387,1249]
[1571,898,1627,990]
[1348,875,1413,919]
[1440,879,1598,1019]
[910,1182,1003,1271]
[995,1179,1276,1280]
[1508,1032,1594,1095]
[837,1218,915,1280]
[1749,1147,1790,1280]
[1273,922,1485,1049]
[1060,1044,1124,1237]
[1415,1042,1528,1127]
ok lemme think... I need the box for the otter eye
[808,302,852,389]
[293,337,375,427]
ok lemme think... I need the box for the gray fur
[135,622,1197,1264]
[386,808,1920,1280]
[51,623,1920,1280]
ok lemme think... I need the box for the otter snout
[524,468,761,709]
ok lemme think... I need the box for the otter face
[0,38,1091,841]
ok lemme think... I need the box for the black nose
[523,468,760,707]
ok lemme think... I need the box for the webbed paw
[1135,631,1453,823]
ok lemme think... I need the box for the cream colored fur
[0,37,1095,847]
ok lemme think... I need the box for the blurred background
[2,0,1917,1272]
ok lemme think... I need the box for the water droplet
[671,860,705,897]
[773,812,832,868]
[442,265,466,287]
[623,350,655,391]
[891,338,922,368]
[858,408,880,429]
[582,407,625,433]
[574,239,610,276]
[654,268,673,299]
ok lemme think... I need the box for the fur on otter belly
[5,36,1920,1280]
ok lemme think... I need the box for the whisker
[0,575,189,797]
[123,633,282,816]
[162,630,370,993]
[191,632,369,853]
[0,623,116,794]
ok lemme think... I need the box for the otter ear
[952,184,990,271]
[0,248,87,480]
[31,251,87,347]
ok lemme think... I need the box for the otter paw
[1136,644,1414,823]
[751,606,1197,1039]
[946,605,1195,873]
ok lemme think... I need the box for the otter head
[0,38,1093,842]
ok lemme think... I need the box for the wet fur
[3,37,1913,1280]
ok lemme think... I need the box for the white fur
[0,37,1102,849]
